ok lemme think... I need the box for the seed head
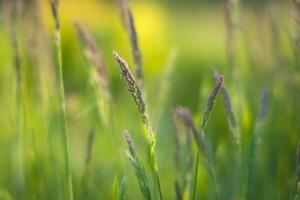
[211,67,237,130]
[258,86,269,121]
[50,0,59,30]
[75,22,109,92]
[118,0,144,88]
[201,75,224,130]
[113,51,147,125]
[124,130,136,156]
[175,107,194,129]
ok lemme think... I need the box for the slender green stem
[54,29,74,200]
[155,170,163,200]
[211,169,220,200]
[192,150,200,200]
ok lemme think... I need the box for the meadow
[0,0,300,199]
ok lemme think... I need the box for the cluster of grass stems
[2,0,300,199]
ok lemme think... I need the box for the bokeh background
[0,0,300,199]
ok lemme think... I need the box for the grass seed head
[211,67,237,131]
[201,75,224,130]
[50,0,59,30]
[75,22,109,92]
[258,86,269,121]
[85,130,95,166]
[124,130,136,156]
[174,107,208,152]
[175,106,194,129]
[123,130,152,200]
[118,0,144,87]
[113,51,147,125]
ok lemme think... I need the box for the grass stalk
[124,130,152,200]
[211,67,243,196]
[50,1,73,199]
[171,108,193,198]
[81,130,95,197]
[294,141,300,199]
[174,75,223,199]
[4,0,26,197]
[224,0,240,76]
[291,0,300,67]
[118,0,144,88]
[246,87,269,199]
[113,51,163,200]
[174,181,183,200]
[74,22,117,146]
[191,151,200,200]
[175,106,221,200]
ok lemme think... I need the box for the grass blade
[74,22,112,125]
[124,130,152,200]
[246,86,269,199]
[113,51,163,200]
[81,130,95,197]
[50,0,73,199]
[201,75,224,130]
[175,106,220,200]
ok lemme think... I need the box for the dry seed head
[201,75,224,130]
[221,89,237,128]
[124,130,136,156]
[127,9,143,82]
[258,86,269,121]
[113,51,147,125]
[175,107,194,129]
[50,0,59,30]
[211,67,237,129]
[85,130,95,166]
[118,0,128,25]
[170,109,181,164]
[74,22,109,91]
[118,0,144,87]
[174,106,207,150]
[174,106,212,178]
[293,0,300,25]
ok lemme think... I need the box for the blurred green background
[0,0,300,199]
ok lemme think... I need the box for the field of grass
[0,0,300,199]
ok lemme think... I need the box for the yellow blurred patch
[242,101,252,135]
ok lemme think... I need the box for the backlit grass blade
[50,0,73,199]
[124,130,152,200]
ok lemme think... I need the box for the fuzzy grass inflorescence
[74,22,109,95]
[113,51,163,200]
[171,108,193,198]
[174,106,218,200]
[112,51,147,125]
[124,130,152,200]
[118,0,144,88]
[211,67,244,198]
[74,22,113,127]
[172,75,224,200]
[81,130,95,197]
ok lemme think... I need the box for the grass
[0,0,299,199]
[50,0,73,199]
